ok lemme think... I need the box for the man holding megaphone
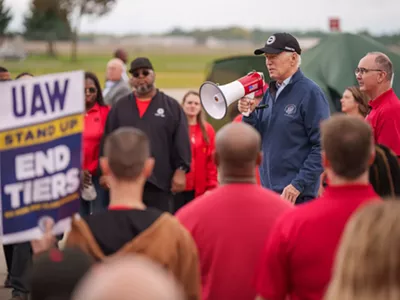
[239,32,330,204]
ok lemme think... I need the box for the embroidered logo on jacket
[155,108,165,118]
[284,104,297,116]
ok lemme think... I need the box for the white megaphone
[199,71,265,120]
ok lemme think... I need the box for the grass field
[2,48,249,88]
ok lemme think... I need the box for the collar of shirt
[86,102,100,115]
[368,88,396,109]
[276,76,292,90]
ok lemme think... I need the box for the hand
[238,97,256,114]
[100,175,110,190]
[171,169,186,194]
[281,184,300,204]
[82,170,92,188]
[31,218,56,254]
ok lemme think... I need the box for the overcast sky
[4,0,400,35]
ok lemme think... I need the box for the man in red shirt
[254,114,381,300]
[176,122,293,300]
[356,51,400,156]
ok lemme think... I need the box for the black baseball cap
[254,33,302,55]
[129,57,154,73]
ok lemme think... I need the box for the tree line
[165,27,400,46]
[0,0,399,59]
[0,0,116,60]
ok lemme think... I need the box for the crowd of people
[1,32,400,300]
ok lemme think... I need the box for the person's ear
[143,157,155,178]
[256,151,263,166]
[368,142,376,166]
[100,157,110,176]
[213,151,219,167]
[322,151,330,169]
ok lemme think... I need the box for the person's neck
[219,169,257,185]
[85,102,96,112]
[135,89,156,101]
[188,116,197,125]
[108,180,146,210]
[276,68,298,84]
[369,84,391,101]
[326,169,369,186]
[346,110,365,119]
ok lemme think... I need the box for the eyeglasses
[132,70,150,78]
[85,87,97,94]
[355,67,383,75]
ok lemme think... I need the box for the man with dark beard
[100,57,191,212]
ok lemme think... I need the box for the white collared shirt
[275,76,292,100]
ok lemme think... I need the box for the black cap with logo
[129,57,154,73]
[254,33,302,55]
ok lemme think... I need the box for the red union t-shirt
[136,99,151,117]
[254,184,380,300]
[366,88,400,156]
[176,183,293,300]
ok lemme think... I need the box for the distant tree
[24,0,71,57]
[0,0,12,36]
[60,0,117,61]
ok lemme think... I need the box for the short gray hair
[368,52,394,82]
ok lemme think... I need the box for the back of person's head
[215,122,261,174]
[72,255,184,300]
[369,144,400,197]
[0,66,11,81]
[325,200,400,300]
[29,247,94,300]
[101,127,154,182]
[321,114,374,180]
[16,72,34,79]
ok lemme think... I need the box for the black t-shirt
[83,208,163,256]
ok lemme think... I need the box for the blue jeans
[79,175,109,216]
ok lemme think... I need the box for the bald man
[176,122,293,300]
[356,51,400,156]
[103,58,131,106]
[72,255,184,300]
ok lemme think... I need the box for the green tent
[204,55,270,130]
[301,33,400,113]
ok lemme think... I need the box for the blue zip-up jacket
[243,69,330,198]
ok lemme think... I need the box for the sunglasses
[85,87,97,94]
[132,70,150,78]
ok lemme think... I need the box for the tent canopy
[301,33,400,112]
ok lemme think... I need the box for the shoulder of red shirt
[369,88,399,109]
[233,114,243,123]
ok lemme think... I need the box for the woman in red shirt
[81,72,110,215]
[173,91,218,213]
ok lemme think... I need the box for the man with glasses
[356,51,400,156]
[100,57,191,213]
